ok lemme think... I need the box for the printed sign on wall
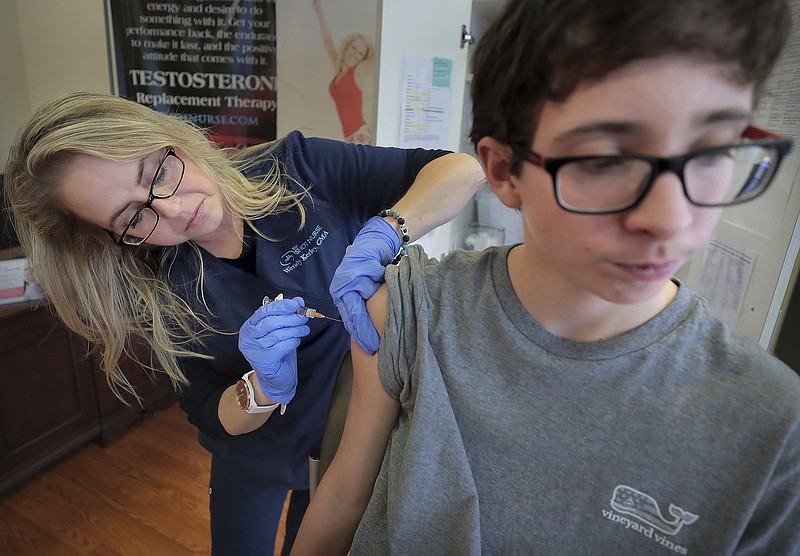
[108,0,277,146]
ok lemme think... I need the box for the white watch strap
[242,370,281,414]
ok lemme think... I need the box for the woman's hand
[238,296,310,404]
[329,217,400,355]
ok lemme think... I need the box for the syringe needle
[262,295,342,322]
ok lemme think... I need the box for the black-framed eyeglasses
[509,126,793,215]
[118,147,185,246]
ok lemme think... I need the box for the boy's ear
[476,137,522,209]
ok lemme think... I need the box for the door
[375,0,474,258]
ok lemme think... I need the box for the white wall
[1,0,110,173]
[0,0,31,172]
[16,0,110,107]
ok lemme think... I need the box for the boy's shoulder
[680,288,800,412]
[408,243,508,277]
[397,244,508,300]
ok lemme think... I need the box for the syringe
[263,295,343,322]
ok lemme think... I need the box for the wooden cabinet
[0,301,99,495]
[0,301,175,495]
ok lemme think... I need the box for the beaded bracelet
[379,209,410,264]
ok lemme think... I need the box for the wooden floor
[0,403,288,555]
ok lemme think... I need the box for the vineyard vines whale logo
[610,485,699,536]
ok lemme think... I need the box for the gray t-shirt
[352,245,800,556]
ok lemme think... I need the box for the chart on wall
[107,0,276,146]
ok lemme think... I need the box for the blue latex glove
[238,296,310,405]
[329,216,401,355]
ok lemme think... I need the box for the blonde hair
[4,92,306,400]
[335,33,374,75]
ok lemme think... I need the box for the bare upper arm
[316,282,397,506]
[291,282,397,553]
[345,281,396,457]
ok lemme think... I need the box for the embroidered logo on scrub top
[602,485,698,554]
[280,225,329,274]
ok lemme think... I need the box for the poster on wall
[107,0,276,146]
[276,0,378,144]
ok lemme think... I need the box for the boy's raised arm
[291,284,400,555]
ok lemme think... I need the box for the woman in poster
[312,0,375,144]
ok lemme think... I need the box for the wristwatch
[235,370,280,414]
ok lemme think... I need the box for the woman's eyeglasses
[118,147,185,246]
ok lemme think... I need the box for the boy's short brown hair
[469,0,792,155]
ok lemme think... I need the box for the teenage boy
[294,0,799,554]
